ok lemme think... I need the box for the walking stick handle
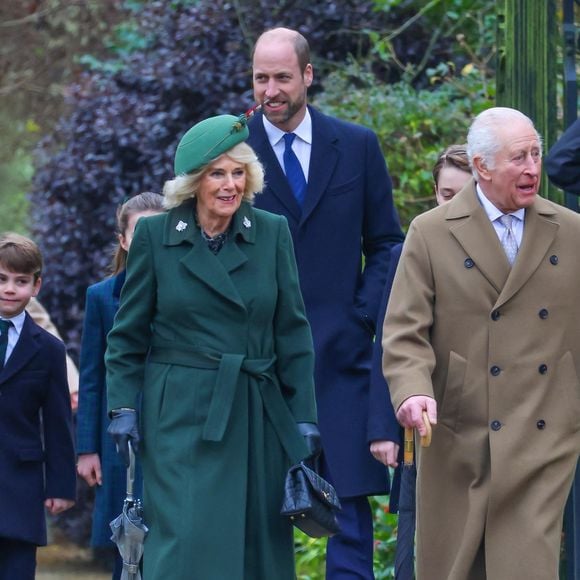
[420,411,432,448]
[403,411,432,467]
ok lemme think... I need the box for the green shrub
[294,495,398,579]
[313,61,495,227]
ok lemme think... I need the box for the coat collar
[162,199,256,309]
[0,312,42,384]
[447,181,560,304]
[248,106,340,226]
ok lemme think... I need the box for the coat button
[538,308,549,319]
[550,255,558,265]
[491,420,502,431]
[491,310,501,321]
[464,258,474,269]
[537,419,546,430]
[538,364,548,374]
[490,365,501,376]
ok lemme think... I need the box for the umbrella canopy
[110,446,148,580]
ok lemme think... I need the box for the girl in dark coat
[76,192,164,579]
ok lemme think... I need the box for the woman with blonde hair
[106,115,319,579]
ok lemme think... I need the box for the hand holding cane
[403,411,432,466]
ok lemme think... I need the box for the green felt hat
[173,114,250,175]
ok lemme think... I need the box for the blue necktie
[283,133,307,206]
[0,320,12,369]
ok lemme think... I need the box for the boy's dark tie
[283,133,306,206]
[0,320,12,370]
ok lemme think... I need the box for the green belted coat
[106,200,317,580]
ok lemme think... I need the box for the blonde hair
[163,142,265,209]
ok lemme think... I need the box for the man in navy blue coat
[249,27,404,579]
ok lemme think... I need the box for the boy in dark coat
[0,232,76,580]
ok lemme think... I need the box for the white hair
[466,107,542,180]
[163,142,265,209]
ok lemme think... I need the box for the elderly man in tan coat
[383,106,580,579]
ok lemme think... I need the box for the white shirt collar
[476,183,525,222]
[262,108,312,147]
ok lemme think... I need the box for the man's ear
[473,156,491,182]
[32,276,42,298]
[303,63,313,88]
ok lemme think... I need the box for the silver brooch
[175,220,188,232]
[243,217,251,228]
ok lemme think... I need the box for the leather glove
[107,408,140,467]
[297,422,322,459]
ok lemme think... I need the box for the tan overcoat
[383,182,580,579]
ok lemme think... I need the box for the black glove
[297,422,322,459]
[107,408,140,467]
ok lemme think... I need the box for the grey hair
[163,142,265,209]
[466,107,542,180]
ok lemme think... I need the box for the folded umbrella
[110,445,149,580]
[394,412,431,580]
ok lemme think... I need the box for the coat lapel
[0,313,42,385]
[447,182,510,294]
[495,197,559,307]
[163,200,251,309]
[301,107,340,225]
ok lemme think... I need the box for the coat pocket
[439,350,467,432]
[554,350,580,431]
[18,446,45,462]
[327,175,360,196]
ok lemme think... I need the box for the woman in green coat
[105,114,319,580]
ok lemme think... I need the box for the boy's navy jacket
[0,312,76,545]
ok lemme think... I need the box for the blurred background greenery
[1,1,575,577]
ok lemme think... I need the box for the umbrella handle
[403,427,414,466]
[126,443,136,502]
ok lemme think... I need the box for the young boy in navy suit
[0,232,76,580]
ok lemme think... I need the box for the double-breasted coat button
[537,420,546,430]
[550,255,559,265]
[491,310,501,321]
[538,364,548,374]
[491,420,502,431]
[538,308,549,319]
[464,258,475,269]
[490,365,501,376]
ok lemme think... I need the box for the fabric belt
[148,344,307,464]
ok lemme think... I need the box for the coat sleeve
[367,243,403,444]
[382,221,437,412]
[42,338,76,500]
[106,219,157,412]
[76,284,106,454]
[272,216,318,423]
[357,129,405,327]
[545,118,580,194]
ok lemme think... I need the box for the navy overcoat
[545,118,580,194]
[76,272,142,547]
[249,106,404,496]
[0,314,76,545]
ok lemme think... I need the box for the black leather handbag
[280,460,341,538]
